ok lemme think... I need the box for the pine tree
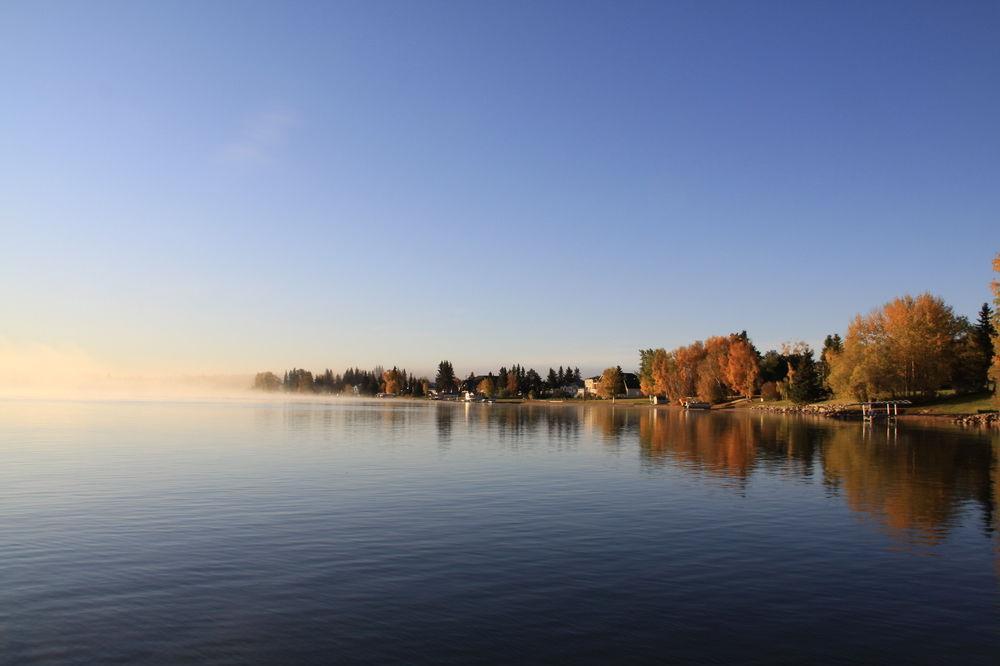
[525,368,543,398]
[787,349,822,404]
[975,303,995,372]
[436,360,456,394]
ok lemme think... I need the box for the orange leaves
[596,367,623,399]
[646,334,761,403]
[724,336,760,399]
[829,292,962,399]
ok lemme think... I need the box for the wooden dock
[855,400,911,422]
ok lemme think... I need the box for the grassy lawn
[905,391,996,415]
[488,392,997,415]
[746,391,996,415]
[492,397,654,406]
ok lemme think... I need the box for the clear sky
[2,1,998,380]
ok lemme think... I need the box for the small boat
[681,399,711,410]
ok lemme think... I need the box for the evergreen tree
[436,360,456,393]
[547,368,559,389]
[759,350,787,383]
[787,349,823,404]
[818,334,843,391]
[497,366,509,396]
[525,368,543,397]
[975,303,996,378]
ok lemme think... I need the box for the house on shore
[580,373,643,398]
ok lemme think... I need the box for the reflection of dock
[854,400,911,422]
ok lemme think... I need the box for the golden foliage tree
[674,341,707,398]
[828,293,963,400]
[724,335,760,398]
[650,348,677,401]
[596,366,624,400]
[695,336,730,403]
[382,367,403,394]
[476,376,496,398]
[991,253,1000,403]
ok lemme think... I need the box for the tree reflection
[821,424,994,544]
[435,404,454,447]
[587,407,641,448]
[636,408,999,545]
[639,410,825,481]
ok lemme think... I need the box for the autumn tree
[760,381,780,401]
[476,376,496,398]
[506,364,520,395]
[991,253,1000,402]
[696,336,730,403]
[818,334,843,390]
[639,348,677,400]
[827,293,964,400]
[674,341,707,398]
[596,366,624,401]
[724,334,760,398]
[638,348,656,395]
[696,369,726,403]
[382,367,403,394]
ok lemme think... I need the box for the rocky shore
[750,404,857,417]
[951,412,999,427]
[751,403,999,427]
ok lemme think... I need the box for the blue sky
[2,1,998,378]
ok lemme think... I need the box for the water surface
[1,399,998,663]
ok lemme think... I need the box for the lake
[1,399,998,664]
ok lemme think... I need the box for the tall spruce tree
[787,349,823,404]
[975,303,995,367]
[436,360,456,393]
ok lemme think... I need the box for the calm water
[1,399,999,664]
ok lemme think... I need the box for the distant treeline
[254,367,425,396]
[253,361,584,399]
[255,254,1000,406]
